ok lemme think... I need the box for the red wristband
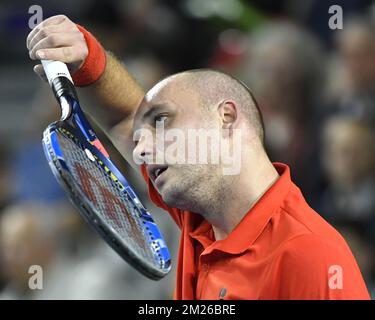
[72,24,106,87]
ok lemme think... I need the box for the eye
[154,114,168,124]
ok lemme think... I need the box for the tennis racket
[41,60,171,280]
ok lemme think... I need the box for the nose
[133,130,155,165]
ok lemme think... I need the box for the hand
[26,15,88,81]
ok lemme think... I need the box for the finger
[29,32,82,60]
[26,15,67,49]
[27,27,41,50]
[39,14,67,27]
[33,64,48,82]
[28,24,63,51]
[28,22,76,52]
[34,46,81,63]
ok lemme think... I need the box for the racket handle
[41,60,78,120]
[41,60,73,85]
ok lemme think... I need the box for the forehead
[143,76,174,102]
[134,75,200,127]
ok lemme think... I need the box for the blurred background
[0,0,375,299]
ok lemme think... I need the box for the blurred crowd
[0,0,375,299]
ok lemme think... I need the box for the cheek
[162,129,199,165]
[167,165,203,184]
[162,113,220,165]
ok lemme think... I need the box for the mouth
[147,164,169,185]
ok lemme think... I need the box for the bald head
[140,69,265,145]
[164,69,265,144]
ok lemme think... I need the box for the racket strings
[56,130,159,266]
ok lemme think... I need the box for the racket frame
[41,63,171,280]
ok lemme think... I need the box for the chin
[159,183,189,209]
[160,187,181,207]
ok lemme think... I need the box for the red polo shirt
[141,163,370,299]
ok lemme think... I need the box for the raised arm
[26,14,145,166]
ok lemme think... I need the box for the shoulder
[273,233,370,299]
[279,233,349,265]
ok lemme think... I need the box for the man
[26,15,370,299]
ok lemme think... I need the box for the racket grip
[41,60,73,85]
[41,60,78,116]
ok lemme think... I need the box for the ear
[217,100,237,129]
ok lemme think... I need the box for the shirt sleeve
[140,164,183,229]
[274,233,370,300]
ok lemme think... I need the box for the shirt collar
[189,162,293,255]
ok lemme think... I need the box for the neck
[206,155,279,241]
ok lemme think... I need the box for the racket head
[42,121,171,280]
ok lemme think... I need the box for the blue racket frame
[42,95,171,279]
